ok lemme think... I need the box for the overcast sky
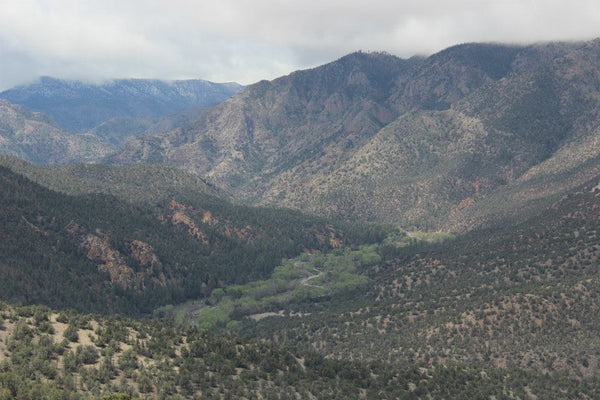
[1,0,599,91]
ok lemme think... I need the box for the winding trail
[300,269,323,288]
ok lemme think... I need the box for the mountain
[0,77,244,132]
[111,39,600,231]
[111,51,417,191]
[0,77,244,162]
[2,160,600,399]
[0,99,115,163]
[0,155,223,203]
[5,38,600,398]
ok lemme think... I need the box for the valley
[1,38,600,399]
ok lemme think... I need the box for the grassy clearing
[406,231,455,242]
[170,245,381,330]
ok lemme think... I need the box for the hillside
[111,39,600,231]
[88,105,214,148]
[236,174,600,382]
[4,37,600,398]
[2,163,600,398]
[1,303,594,399]
[111,51,417,191]
[0,100,215,163]
[0,164,385,315]
[0,156,222,204]
[0,77,243,132]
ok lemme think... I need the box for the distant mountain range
[0,77,243,132]
[110,39,600,231]
[0,77,243,162]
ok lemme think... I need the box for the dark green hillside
[0,165,385,315]
[433,43,522,80]
[493,70,570,157]
[0,170,113,313]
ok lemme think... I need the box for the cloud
[0,0,599,90]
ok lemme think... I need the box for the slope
[244,174,600,381]
[0,303,593,399]
[111,51,419,191]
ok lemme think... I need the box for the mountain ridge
[109,39,600,231]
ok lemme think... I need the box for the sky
[1,0,599,91]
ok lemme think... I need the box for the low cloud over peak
[1,0,599,91]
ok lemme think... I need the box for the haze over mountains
[0,77,244,132]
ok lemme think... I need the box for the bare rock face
[168,199,260,243]
[65,221,168,290]
[130,240,162,270]
[130,240,168,287]
[171,210,209,245]
[80,230,136,289]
